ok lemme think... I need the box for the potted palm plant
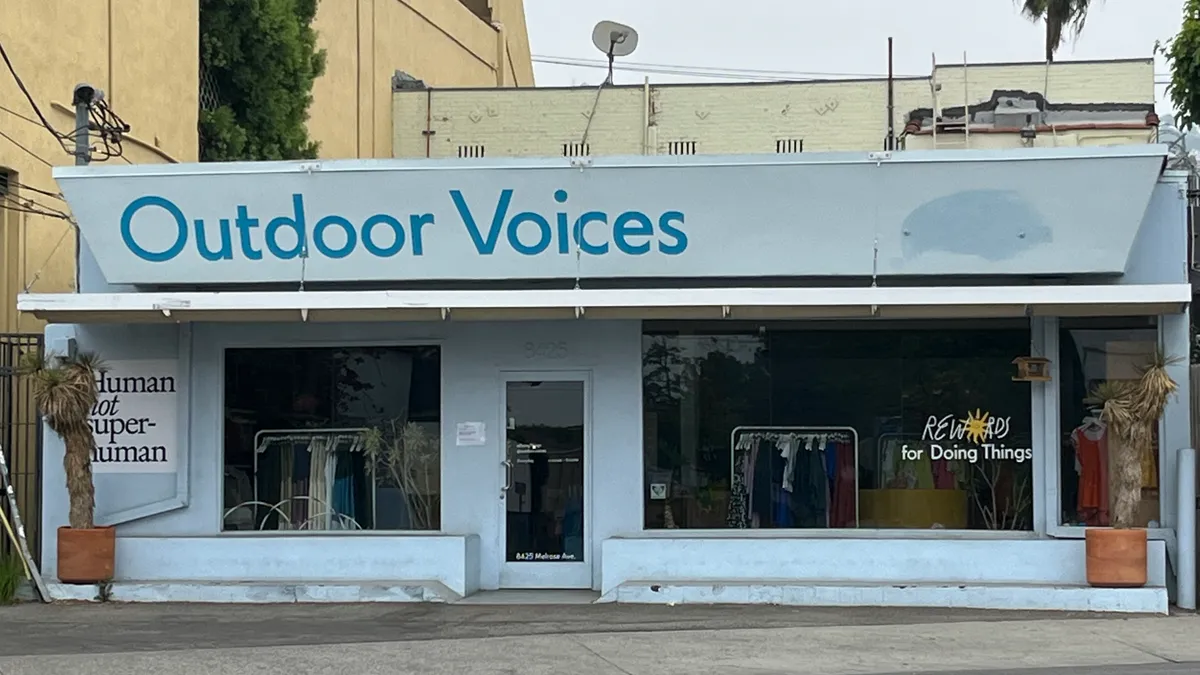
[22,350,113,583]
[1084,349,1178,588]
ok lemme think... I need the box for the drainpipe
[885,37,895,151]
[642,76,650,155]
[424,88,433,158]
[493,22,507,87]
[1177,447,1196,610]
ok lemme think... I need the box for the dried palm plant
[1086,349,1179,529]
[20,350,106,530]
[972,461,1032,530]
[364,420,439,530]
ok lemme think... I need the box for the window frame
[1042,316,1176,543]
[217,337,445,536]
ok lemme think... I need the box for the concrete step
[43,580,459,603]
[601,580,1168,614]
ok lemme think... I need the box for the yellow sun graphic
[961,409,991,445]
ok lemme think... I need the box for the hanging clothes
[1072,423,1110,527]
[830,439,857,528]
[729,429,858,529]
[932,459,956,490]
[793,437,827,527]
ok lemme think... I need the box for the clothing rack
[876,432,919,485]
[251,427,372,530]
[729,425,860,528]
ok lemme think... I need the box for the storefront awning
[17,284,1191,324]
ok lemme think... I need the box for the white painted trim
[1031,316,1051,535]
[1042,317,1062,532]
[17,284,1192,323]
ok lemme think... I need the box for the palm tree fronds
[1089,350,1177,528]
[1020,0,1098,61]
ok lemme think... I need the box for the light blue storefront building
[20,144,1194,612]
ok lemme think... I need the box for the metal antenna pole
[73,93,90,167]
[71,84,94,294]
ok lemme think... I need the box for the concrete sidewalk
[0,603,1196,674]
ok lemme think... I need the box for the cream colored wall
[0,0,197,334]
[309,0,535,160]
[932,59,1154,107]
[905,128,1157,151]
[393,59,1156,160]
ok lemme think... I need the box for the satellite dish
[591,20,638,84]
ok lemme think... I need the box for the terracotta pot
[57,526,115,584]
[1085,527,1147,588]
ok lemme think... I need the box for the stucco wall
[392,59,1155,159]
[0,0,198,333]
[310,0,535,160]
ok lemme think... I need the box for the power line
[0,192,71,221]
[7,178,65,202]
[537,54,1180,87]
[0,38,77,155]
[0,103,45,130]
[532,55,900,81]
[0,127,54,167]
[22,221,76,293]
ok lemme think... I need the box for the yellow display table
[859,489,968,529]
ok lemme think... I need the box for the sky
[523,0,1184,110]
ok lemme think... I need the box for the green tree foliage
[1163,0,1200,129]
[199,0,327,161]
[1020,0,1095,62]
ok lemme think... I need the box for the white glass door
[500,374,592,588]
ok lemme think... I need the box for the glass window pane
[222,345,441,532]
[505,380,586,562]
[1058,318,1160,528]
[642,322,1033,531]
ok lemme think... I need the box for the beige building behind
[393,58,1156,160]
[308,0,534,159]
[1,0,535,334]
[0,0,197,334]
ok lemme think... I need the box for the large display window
[1057,317,1160,528]
[642,321,1034,531]
[222,345,441,532]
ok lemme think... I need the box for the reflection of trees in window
[223,346,441,532]
[643,334,768,480]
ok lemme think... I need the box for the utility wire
[5,178,66,202]
[533,54,920,80]
[534,56,875,82]
[0,103,46,130]
[0,39,77,154]
[1,192,71,221]
[22,223,75,293]
[0,127,54,167]
[537,53,1179,86]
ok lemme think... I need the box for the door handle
[502,458,513,492]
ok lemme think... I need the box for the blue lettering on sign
[119,190,688,262]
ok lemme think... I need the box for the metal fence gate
[0,334,43,565]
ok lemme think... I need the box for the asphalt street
[0,603,1196,674]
